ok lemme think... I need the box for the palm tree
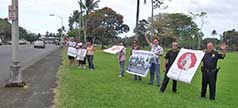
[79,0,100,15]
[78,0,100,42]
[135,0,167,40]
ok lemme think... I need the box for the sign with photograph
[103,46,125,54]
[167,48,205,84]
[126,50,154,77]
[76,49,87,61]
[67,47,78,57]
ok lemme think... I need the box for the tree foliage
[222,29,238,51]
[86,7,129,48]
[152,13,200,48]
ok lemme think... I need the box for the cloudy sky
[0,0,238,38]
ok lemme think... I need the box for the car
[0,38,2,46]
[34,39,45,48]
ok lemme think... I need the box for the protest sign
[67,47,78,57]
[103,46,125,54]
[126,50,154,77]
[167,48,205,84]
[76,49,87,61]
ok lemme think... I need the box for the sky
[0,0,238,39]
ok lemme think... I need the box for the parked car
[0,38,2,46]
[34,39,45,48]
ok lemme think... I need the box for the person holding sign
[118,42,126,78]
[131,40,142,80]
[201,42,226,100]
[66,38,77,66]
[86,41,95,70]
[76,41,87,69]
[144,32,163,86]
[160,42,179,93]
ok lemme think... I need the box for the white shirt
[150,43,163,64]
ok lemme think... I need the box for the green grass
[55,49,238,108]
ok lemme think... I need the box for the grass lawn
[55,48,238,108]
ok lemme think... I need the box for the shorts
[68,56,75,60]
[78,57,86,64]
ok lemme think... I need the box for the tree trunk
[135,0,140,40]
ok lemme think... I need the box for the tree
[135,0,170,40]
[189,11,207,49]
[0,18,36,43]
[222,29,238,51]
[201,38,220,49]
[0,18,11,42]
[77,0,100,42]
[153,13,200,48]
[24,33,40,43]
[86,7,129,48]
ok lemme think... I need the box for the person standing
[86,41,95,70]
[76,41,87,69]
[131,40,142,80]
[144,32,163,86]
[201,42,226,100]
[160,42,179,93]
[118,42,126,78]
[66,39,77,66]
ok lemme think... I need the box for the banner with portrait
[76,49,87,61]
[167,48,205,84]
[126,50,154,77]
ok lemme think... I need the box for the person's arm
[144,32,151,45]
[163,51,169,72]
[163,58,168,73]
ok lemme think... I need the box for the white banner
[76,49,87,61]
[103,46,125,54]
[167,48,205,84]
[67,47,78,57]
[126,50,154,77]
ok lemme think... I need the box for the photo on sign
[126,50,154,77]
[76,49,87,61]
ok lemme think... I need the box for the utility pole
[6,0,25,87]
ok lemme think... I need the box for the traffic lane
[0,44,60,83]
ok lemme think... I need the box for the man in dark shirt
[201,42,226,100]
[160,42,179,93]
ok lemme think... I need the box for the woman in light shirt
[86,41,95,70]
[118,42,126,78]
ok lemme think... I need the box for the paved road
[0,48,62,108]
[0,44,60,84]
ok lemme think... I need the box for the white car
[34,40,45,48]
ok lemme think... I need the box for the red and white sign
[8,5,16,20]
[167,48,205,84]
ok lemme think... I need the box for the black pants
[160,72,177,92]
[201,69,218,100]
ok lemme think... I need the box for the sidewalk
[0,48,62,108]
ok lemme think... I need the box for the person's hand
[220,43,227,50]
[163,69,166,73]
[144,31,150,36]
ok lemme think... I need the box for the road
[0,44,60,84]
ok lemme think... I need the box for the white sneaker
[118,75,123,78]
